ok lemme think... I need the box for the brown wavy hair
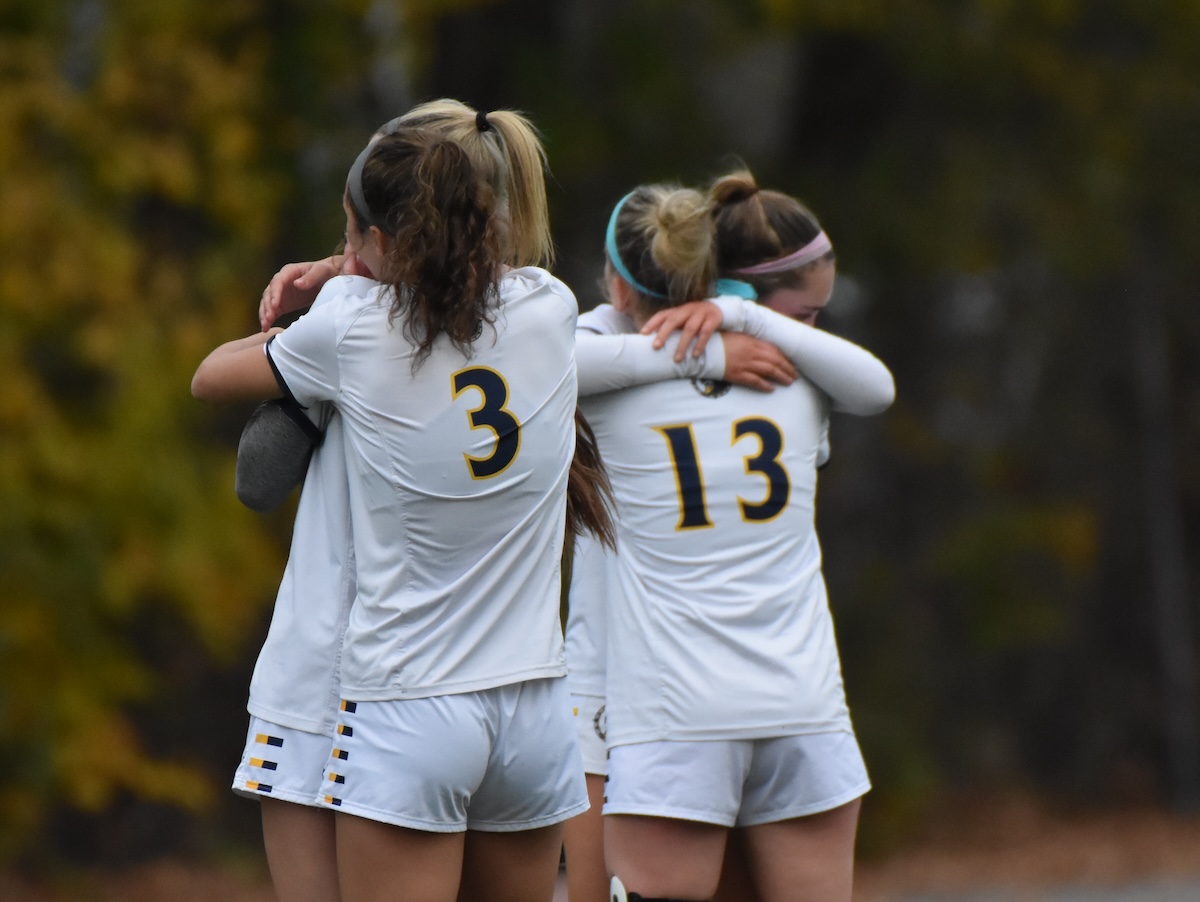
[567,409,616,549]
[394,99,553,268]
[349,127,504,365]
[708,169,835,295]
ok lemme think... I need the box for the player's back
[325,267,578,700]
[584,375,850,743]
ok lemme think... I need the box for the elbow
[190,369,209,402]
[834,370,895,416]
[866,372,896,414]
[191,361,223,404]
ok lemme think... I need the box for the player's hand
[339,252,375,279]
[259,256,343,331]
[640,301,723,362]
[720,332,797,392]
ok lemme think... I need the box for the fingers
[290,260,320,289]
[259,288,276,332]
[640,311,676,350]
[672,316,700,359]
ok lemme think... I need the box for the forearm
[192,331,284,405]
[575,333,725,396]
[726,301,895,415]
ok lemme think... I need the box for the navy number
[656,418,790,529]
[733,418,790,522]
[654,425,715,530]
[452,367,521,479]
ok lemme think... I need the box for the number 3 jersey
[266,269,577,702]
[585,375,854,746]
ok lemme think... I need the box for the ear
[608,272,636,314]
[368,225,390,259]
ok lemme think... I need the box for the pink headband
[733,231,833,276]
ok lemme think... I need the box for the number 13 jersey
[584,375,854,746]
[267,269,577,702]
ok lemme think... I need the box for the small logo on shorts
[593,704,607,741]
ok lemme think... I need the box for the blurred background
[2,0,1199,896]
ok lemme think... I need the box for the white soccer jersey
[246,303,353,734]
[266,268,578,701]
[589,375,853,746]
[566,300,891,710]
[566,305,726,698]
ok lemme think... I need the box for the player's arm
[192,331,284,405]
[647,298,894,415]
[577,302,797,396]
[734,301,893,414]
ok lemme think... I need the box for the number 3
[452,367,521,479]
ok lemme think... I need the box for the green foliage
[3,0,1199,865]
[0,0,301,856]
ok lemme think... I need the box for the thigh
[458,825,564,902]
[261,799,340,902]
[562,773,608,902]
[713,828,761,902]
[605,814,728,900]
[336,813,465,902]
[741,798,862,902]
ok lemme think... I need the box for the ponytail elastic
[605,192,667,299]
[476,110,492,132]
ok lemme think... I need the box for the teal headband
[715,278,757,300]
[605,192,667,299]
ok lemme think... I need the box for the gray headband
[345,116,405,233]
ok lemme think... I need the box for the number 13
[654,417,791,529]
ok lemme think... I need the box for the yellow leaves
[55,711,212,813]
[0,0,294,852]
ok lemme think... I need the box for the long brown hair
[567,410,616,549]
[395,99,553,268]
[708,169,835,295]
[348,127,504,364]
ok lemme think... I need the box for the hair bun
[710,171,760,207]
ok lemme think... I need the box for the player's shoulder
[502,266,578,315]
[312,275,387,311]
[577,303,635,336]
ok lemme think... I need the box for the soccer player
[578,182,892,902]
[195,108,589,902]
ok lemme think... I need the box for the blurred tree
[2,0,1198,868]
[0,0,355,859]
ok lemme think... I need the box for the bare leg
[713,829,760,902]
[458,825,564,902]
[562,774,608,902]
[741,799,861,902]
[335,813,465,902]
[261,799,340,902]
[605,814,727,900]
